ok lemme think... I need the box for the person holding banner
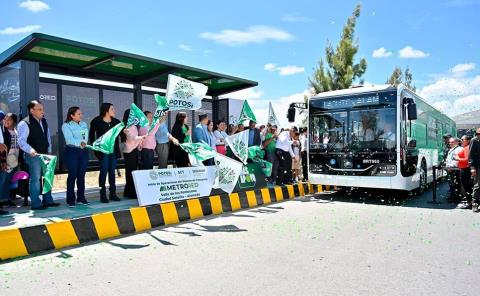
[193,114,213,165]
[121,109,145,199]
[213,120,228,155]
[171,112,191,167]
[139,111,161,169]
[155,119,178,169]
[17,100,60,210]
[61,106,89,207]
[89,103,121,203]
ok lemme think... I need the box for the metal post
[427,165,441,204]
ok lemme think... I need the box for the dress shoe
[110,195,121,202]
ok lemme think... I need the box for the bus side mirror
[407,103,417,120]
[287,105,295,122]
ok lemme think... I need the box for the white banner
[225,130,249,164]
[133,166,216,206]
[165,74,208,111]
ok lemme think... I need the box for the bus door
[400,97,418,177]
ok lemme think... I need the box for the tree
[387,66,416,91]
[309,4,367,94]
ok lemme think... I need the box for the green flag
[38,154,57,194]
[248,145,265,160]
[238,100,256,124]
[87,122,125,154]
[180,141,217,161]
[127,103,149,128]
[252,157,272,177]
[148,94,170,133]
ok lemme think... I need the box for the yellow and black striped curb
[0,183,328,261]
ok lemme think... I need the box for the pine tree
[309,4,367,94]
[387,66,416,91]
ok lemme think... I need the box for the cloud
[419,72,480,116]
[372,47,392,58]
[157,41,165,46]
[178,44,192,51]
[19,0,50,13]
[281,15,312,22]
[199,26,294,46]
[398,46,430,58]
[0,25,41,35]
[450,63,475,75]
[264,63,305,76]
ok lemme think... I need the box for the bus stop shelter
[0,33,257,171]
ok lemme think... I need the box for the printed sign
[165,74,208,111]
[132,166,216,206]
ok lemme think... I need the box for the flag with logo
[212,153,243,194]
[252,158,272,177]
[38,154,57,194]
[225,130,249,164]
[87,122,125,154]
[148,94,170,133]
[180,141,217,162]
[268,101,280,126]
[165,74,208,111]
[248,145,265,160]
[238,100,257,124]
[126,103,150,128]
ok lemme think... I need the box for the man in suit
[193,114,213,165]
[247,120,261,147]
[469,128,480,212]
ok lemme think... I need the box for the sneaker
[457,203,472,210]
[76,199,90,205]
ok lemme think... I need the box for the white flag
[165,74,208,111]
[225,130,249,164]
[213,153,243,194]
[268,101,280,126]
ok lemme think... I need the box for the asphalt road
[1,184,479,296]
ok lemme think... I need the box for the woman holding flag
[121,109,145,199]
[62,106,89,207]
[89,103,122,203]
[171,112,191,167]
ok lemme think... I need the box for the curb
[0,183,325,261]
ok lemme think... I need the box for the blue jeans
[64,146,89,204]
[0,170,15,201]
[25,154,54,208]
[98,153,117,196]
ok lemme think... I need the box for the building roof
[311,84,396,99]
[0,33,257,96]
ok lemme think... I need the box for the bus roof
[311,84,396,99]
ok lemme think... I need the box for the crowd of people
[444,129,480,212]
[0,100,309,215]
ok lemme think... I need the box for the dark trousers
[301,151,308,181]
[124,149,138,198]
[448,169,461,202]
[473,173,480,204]
[275,149,293,185]
[460,168,473,204]
[64,146,89,204]
[141,149,154,170]
[99,153,117,197]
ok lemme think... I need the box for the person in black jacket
[469,128,480,212]
[170,112,190,167]
[89,103,121,203]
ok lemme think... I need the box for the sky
[1,0,479,126]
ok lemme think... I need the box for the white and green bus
[308,84,456,191]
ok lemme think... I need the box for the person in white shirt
[300,127,308,181]
[213,120,228,155]
[446,137,462,203]
[275,126,299,185]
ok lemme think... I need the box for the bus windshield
[310,92,397,153]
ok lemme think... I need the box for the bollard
[427,165,441,204]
